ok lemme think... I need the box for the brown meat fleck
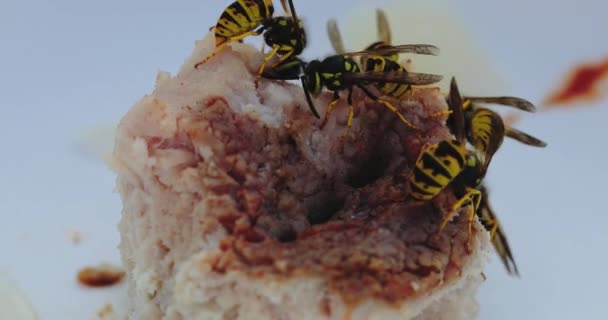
[78,264,125,288]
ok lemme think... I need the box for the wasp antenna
[287,0,298,23]
[301,76,320,119]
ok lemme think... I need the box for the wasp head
[263,17,306,54]
[464,151,485,187]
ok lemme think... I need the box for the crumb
[66,229,84,245]
[97,304,117,320]
[78,264,125,288]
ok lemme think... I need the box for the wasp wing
[466,96,537,112]
[280,0,300,24]
[327,19,346,55]
[376,9,392,45]
[448,77,466,144]
[505,127,547,147]
[343,44,440,57]
[477,186,520,276]
[279,0,291,15]
[343,70,443,86]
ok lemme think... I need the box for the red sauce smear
[543,57,608,107]
[77,264,125,288]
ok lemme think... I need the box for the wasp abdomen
[214,0,273,46]
[409,140,467,201]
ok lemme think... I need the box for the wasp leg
[377,98,418,129]
[435,187,482,240]
[342,88,355,136]
[346,87,355,127]
[271,48,295,67]
[195,29,263,68]
[357,85,418,130]
[489,220,499,240]
[430,109,453,119]
[467,188,482,236]
[255,45,281,88]
[435,205,461,240]
[321,91,341,128]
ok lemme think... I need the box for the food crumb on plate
[65,229,84,245]
[77,264,125,288]
[97,303,117,320]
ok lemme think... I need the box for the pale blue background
[0,0,607,319]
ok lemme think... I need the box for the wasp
[411,149,511,272]
[325,10,439,129]
[263,48,443,130]
[409,78,499,238]
[194,0,306,86]
[442,77,546,276]
[446,77,547,171]
[409,138,485,238]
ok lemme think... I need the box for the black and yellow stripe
[468,108,505,168]
[214,0,273,46]
[409,140,468,201]
[364,56,412,99]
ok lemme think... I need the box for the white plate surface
[1,0,607,319]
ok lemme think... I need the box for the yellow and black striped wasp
[409,78,494,239]
[409,137,484,238]
[444,78,546,276]
[194,0,306,85]
[325,10,439,129]
[263,48,443,130]
[446,78,547,172]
